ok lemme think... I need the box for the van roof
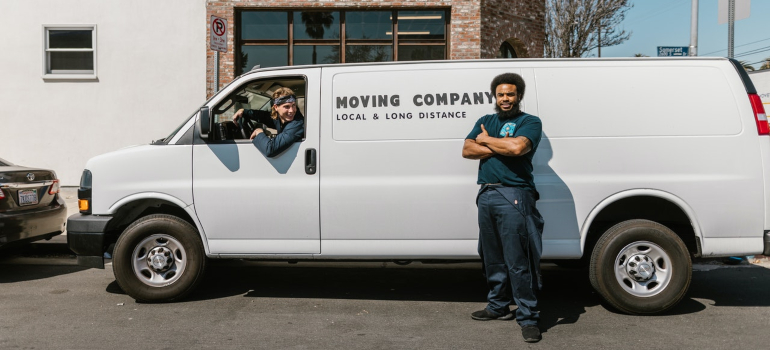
[240,56,732,78]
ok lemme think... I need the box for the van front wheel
[112,214,206,302]
[589,219,691,314]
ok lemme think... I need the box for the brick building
[206,0,545,96]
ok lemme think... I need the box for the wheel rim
[614,241,672,297]
[131,234,187,287]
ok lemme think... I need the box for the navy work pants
[477,185,544,326]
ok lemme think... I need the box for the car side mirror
[198,106,211,139]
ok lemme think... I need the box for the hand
[232,109,244,124]
[250,128,263,140]
[475,124,492,145]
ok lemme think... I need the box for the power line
[701,37,770,56]
[733,45,770,58]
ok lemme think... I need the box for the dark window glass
[345,45,392,63]
[48,30,92,49]
[498,42,517,58]
[294,11,340,40]
[240,45,288,71]
[345,11,391,40]
[241,12,288,40]
[294,45,340,65]
[50,52,94,70]
[397,11,445,40]
[398,45,444,61]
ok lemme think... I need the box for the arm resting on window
[253,121,304,157]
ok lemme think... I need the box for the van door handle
[305,148,317,175]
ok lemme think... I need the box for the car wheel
[112,214,206,302]
[589,219,692,314]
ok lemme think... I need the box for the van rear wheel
[589,219,691,314]
[112,214,206,302]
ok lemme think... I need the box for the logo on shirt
[499,122,516,137]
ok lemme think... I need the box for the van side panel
[535,61,764,256]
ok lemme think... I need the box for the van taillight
[749,94,769,135]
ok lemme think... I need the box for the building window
[43,25,96,79]
[236,9,448,74]
[498,41,517,58]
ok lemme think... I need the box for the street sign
[657,46,690,57]
[718,0,750,24]
[210,15,227,53]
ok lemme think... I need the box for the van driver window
[211,77,307,157]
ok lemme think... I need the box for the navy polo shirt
[466,112,542,191]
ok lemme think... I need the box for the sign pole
[689,0,698,56]
[215,51,220,92]
[210,15,228,93]
[728,0,735,58]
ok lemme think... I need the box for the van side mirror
[198,106,211,139]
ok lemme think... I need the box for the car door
[192,68,321,255]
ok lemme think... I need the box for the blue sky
[599,0,770,69]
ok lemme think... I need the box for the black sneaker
[470,309,514,321]
[521,325,542,343]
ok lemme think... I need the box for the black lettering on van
[413,94,423,106]
[485,91,494,104]
[436,93,448,106]
[473,92,484,105]
[450,93,460,105]
[424,94,435,106]
[391,95,400,107]
[337,96,348,109]
[349,96,360,108]
[360,95,370,108]
[377,95,388,107]
[461,93,472,105]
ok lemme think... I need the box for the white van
[68,58,770,314]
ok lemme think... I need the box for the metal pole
[728,0,735,58]
[215,51,220,92]
[597,24,601,57]
[689,0,698,56]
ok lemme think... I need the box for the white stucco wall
[0,0,207,185]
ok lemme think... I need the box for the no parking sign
[210,15,227,52]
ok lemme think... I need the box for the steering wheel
[236,117,256,139]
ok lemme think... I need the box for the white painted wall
[0,0,207,185]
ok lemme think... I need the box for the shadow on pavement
[0,264,88,283]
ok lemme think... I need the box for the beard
[495,102,522,119]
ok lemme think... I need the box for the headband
[273,94,297,106]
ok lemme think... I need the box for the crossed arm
[462,124,532,159]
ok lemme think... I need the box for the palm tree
[739,60,755,72]
[760,58,770,70]
[301,12,335,64]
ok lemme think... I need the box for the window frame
[235,8,449,74]
[43,24,97,80]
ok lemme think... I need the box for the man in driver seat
[232,87,304,157]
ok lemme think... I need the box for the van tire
[589,219,691,314]
[112,214,206,302]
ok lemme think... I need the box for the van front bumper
[67,213,112,269]
[765,231,770,256]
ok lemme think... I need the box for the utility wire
[733,45,770,59]
[701,37,770,56]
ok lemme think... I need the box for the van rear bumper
[67,213,112,269]
[764,231,770,256]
